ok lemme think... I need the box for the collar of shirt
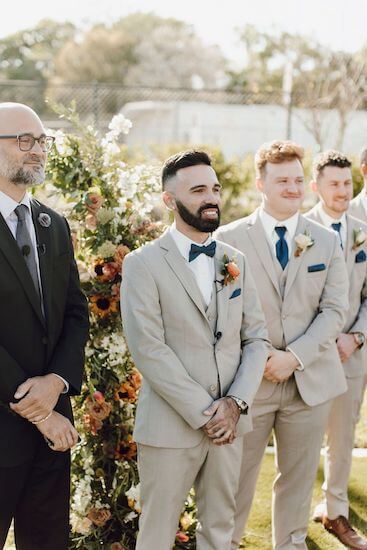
[170,224,212,262]
[259,208,299,248]
[0,190,31,223]
[318,207,347,247]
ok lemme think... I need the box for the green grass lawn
[240,453,367,549]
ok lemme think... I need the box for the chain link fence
[0,79,288,130]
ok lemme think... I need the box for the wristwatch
[352,332,366,348]
[228,395,248,415]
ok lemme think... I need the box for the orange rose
[85,192,104,214]
[94,261,120,282]
[85,396,112,421]
[227,262,240,278]
[87,507,111,527]
[114,245,130,266]
[83,413,103,435]
[110,543,124,550]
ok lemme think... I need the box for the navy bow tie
[189,241,216,262]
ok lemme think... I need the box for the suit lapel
[161,231,210,323]
[214,242,231,336]
[31,199,52,325]
[284,215,310,298]
[246,211,281,297]
[0,210,45,327]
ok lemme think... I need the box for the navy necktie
[189,241,216,262]
[331,222,343,249]
[275,226,289,270]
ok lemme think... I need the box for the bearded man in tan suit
[306,150,367,550]
[216,140,349,550]
[121,150,269,550]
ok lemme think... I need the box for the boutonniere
[352,228,367,250]
[221,254,240,286]
[294,231,314,257]
[38,212,51,228]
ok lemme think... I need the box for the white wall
[122,100,367,157]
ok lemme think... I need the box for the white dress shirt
[259,208,299,259]
[0,190,68,393]
[170,224,215,307]
[318,207,347,249]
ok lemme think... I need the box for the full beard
[176,200,220,233]
[10,166,45,187]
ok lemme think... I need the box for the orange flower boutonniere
[221,254,240,286]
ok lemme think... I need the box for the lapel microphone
[37,244,46,255]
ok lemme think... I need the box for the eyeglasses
[0,133,55,152]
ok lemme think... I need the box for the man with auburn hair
[121,150,269,550]
[216,140,349,550]
[306,150,367,550]
[0,103,89,549]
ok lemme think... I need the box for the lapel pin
[38,213,51,228]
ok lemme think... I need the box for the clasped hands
[202,397,240,446]
[263,349,299,383]
[9,374,79,452]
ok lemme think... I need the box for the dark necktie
[15,204,41,298]
[189,241,216,262]
[331,222,343,249]
[275,226,289,270]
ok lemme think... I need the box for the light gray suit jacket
[121,229,270,448]
[306,203,367,378]
[349,190,367,222]
[216,209,349,406]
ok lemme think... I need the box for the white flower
[70,514,93,535]
[97,240,117,258]
[353,228,367,249]
[294,231,314,256]
[108,113,132,136]
[126,483,141,512]
[53,130,73,156]
[96,208,115,225]
[124,510,137,523]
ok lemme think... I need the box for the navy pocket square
[308,263,326,273]
[355,250,367,263]
[229,288,241,299]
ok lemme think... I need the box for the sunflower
[90,294,118,318]
[115,435,137,461]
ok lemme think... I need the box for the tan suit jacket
[216,209,349,407]
[349,190,367,222]
[306,203,367,378]
[121,229,269,448]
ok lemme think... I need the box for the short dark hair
[313,149,352,180]
[161,150,212,190]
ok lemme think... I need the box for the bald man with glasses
[0,103,89,550]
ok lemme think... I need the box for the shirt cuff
[286,347,305,372]
[51,373,69,394]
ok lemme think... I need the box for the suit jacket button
[210,384,217,392]
[42,336,48,345]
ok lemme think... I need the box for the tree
[53,13,226,88]
[0,19,76,81]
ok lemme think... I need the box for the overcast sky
[1,0,366,63]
